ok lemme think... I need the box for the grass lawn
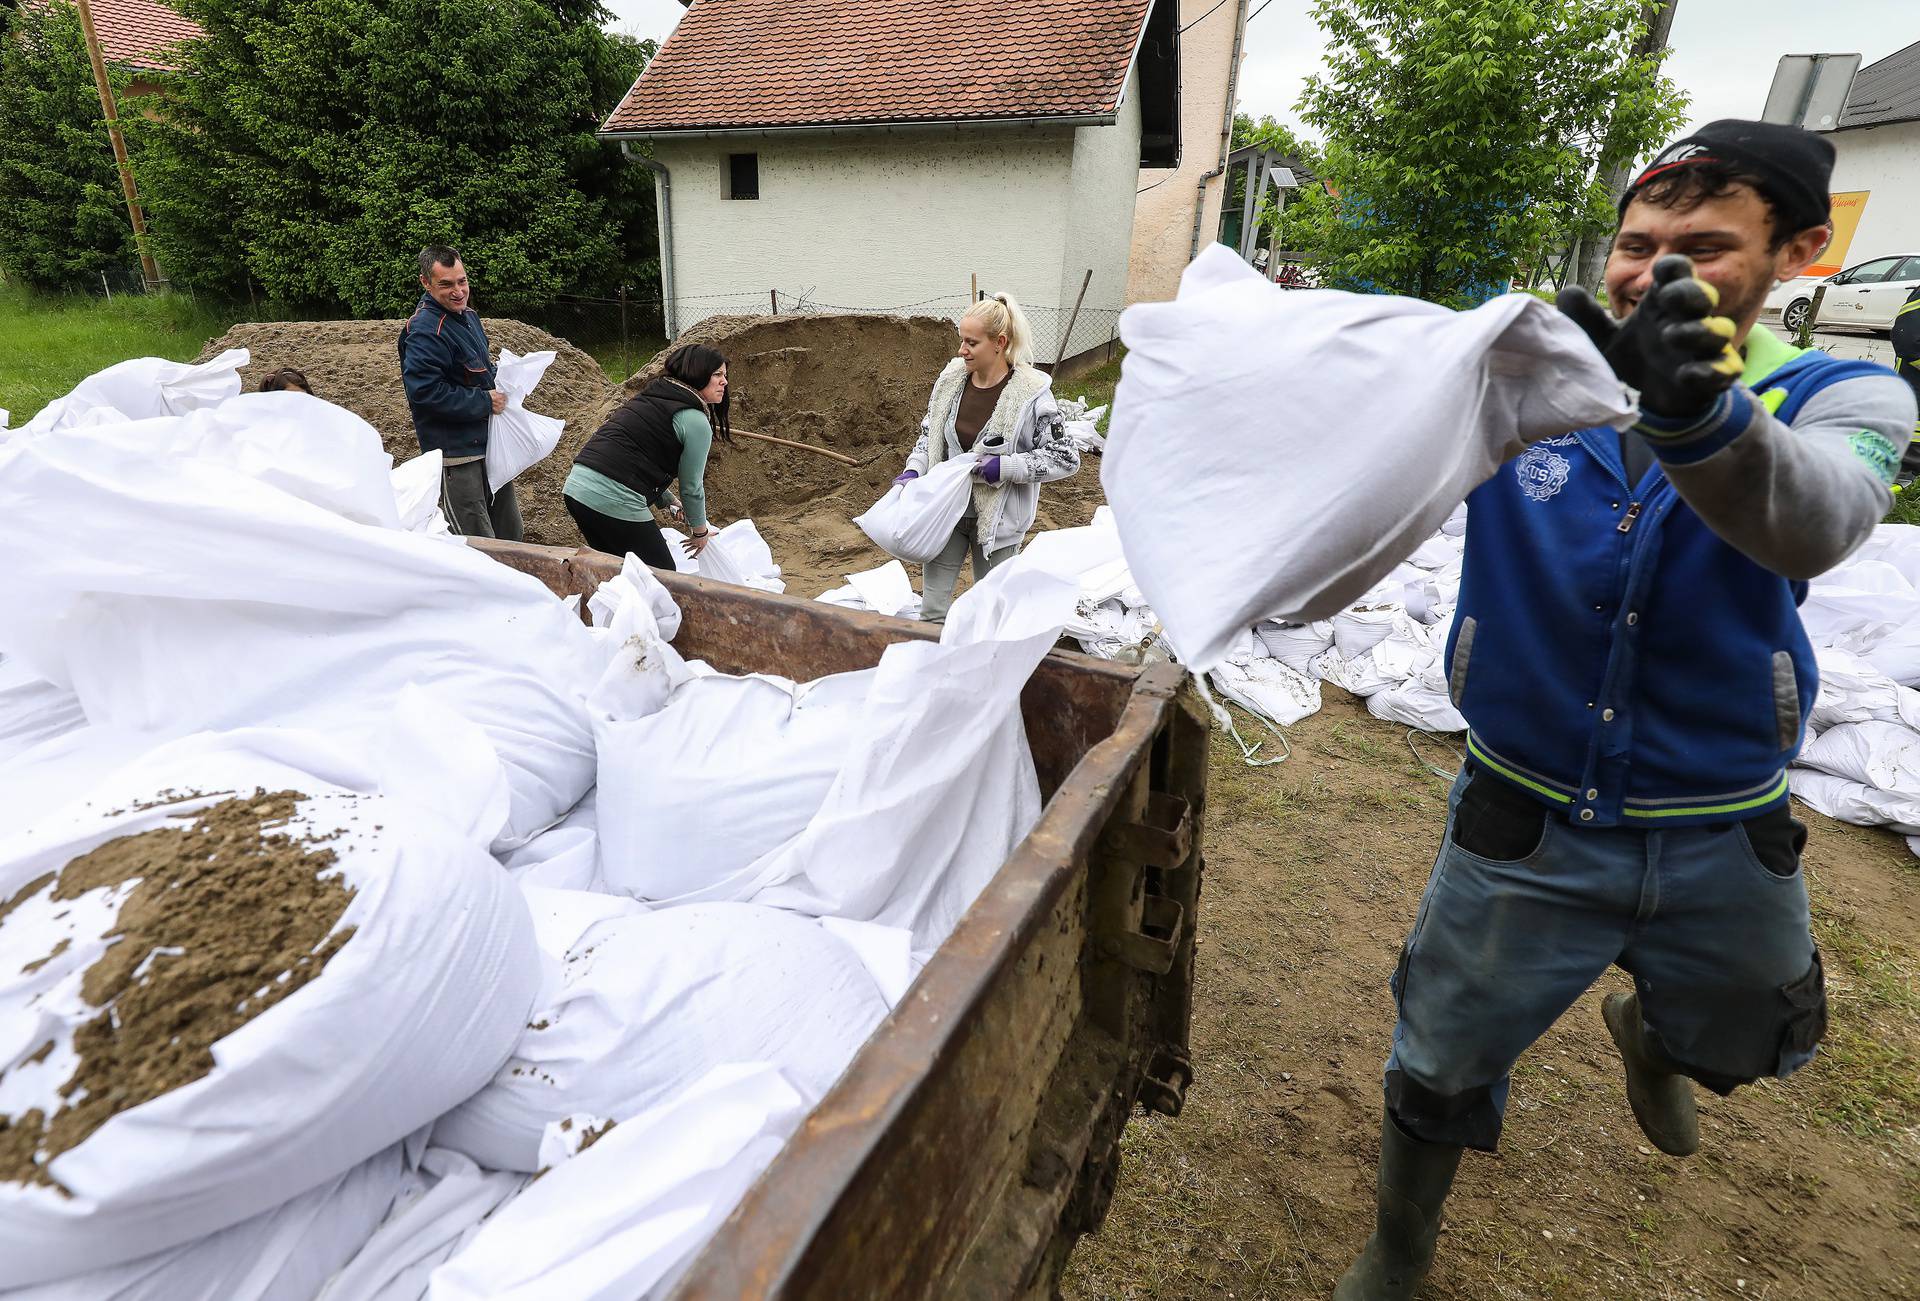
[0,281,239,422]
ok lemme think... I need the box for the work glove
[893,469,919,485]
[1556,254,1743,421]
[973,456,1002,486]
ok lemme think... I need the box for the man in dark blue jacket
[1337,121,1917,1300]
[398,246,520,540]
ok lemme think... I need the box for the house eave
[598,112,1118,142]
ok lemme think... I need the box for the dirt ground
[1064,693,1920,1301]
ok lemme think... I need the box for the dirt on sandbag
[0,791,356,1189]
[626,314,1108,597]
[196,320,621,546]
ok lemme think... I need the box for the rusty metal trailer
[475,539,1208,1299]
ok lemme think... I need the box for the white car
[1766,252,1920,336]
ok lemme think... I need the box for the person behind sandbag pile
[893,293,1080,623]
[1334,119,1917,1301]
[398,244,520,542]
[1893,284,1920,482]
[563,343,730,571]
[258,367,312,395]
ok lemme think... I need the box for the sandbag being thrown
[1103,244,1634,669]
[0,729,539,1287]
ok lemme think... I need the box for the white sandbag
[1209,654,1322,729]
[432,903,888,1173]
[1796,720,1920,800]
[318,1148,525,1301]
[1809,647,1920,733]
[588,552,683,642]
[1104,244,1633,668]
[843,560,919,618]
[747,566,1066,961]
[1255,621,1335,674]
[1788,769,1920,834]
[1332,606,1402,659]
[1366,678,1467,733]
[22,350,248,435]
[14,1141,411,1301]
[0,725,539,1286]
[484,350,565,494]
[595,667,871,901]
[427,1063,810,1301]
[498,790,601,891]
[854,455,979,563]
[0,422,601,849]
[392,451,454,538]
[693,519,785,593]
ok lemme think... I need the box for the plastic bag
[485,350,566,494]
[1103,245,1633,668]
[0,725,539,1286]
[854,456,978,562]
[432,902,890,1173]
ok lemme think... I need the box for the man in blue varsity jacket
[1337,121,1918,1300]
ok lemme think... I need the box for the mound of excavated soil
[627,314,1108,597]
[196,320,620,546]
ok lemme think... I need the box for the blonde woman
[894,293,1081,622]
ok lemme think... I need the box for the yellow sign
[1809,190,1870,277]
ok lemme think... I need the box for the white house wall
[652,129,1078,338]
[1128,0,1243,304]
[1056,70,1145,362]
[1827,122,1920,266]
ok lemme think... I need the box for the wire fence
[20,272,1127,380]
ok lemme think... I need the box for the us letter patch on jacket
[1515,445,1571,502]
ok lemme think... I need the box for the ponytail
[962,292,1035,368]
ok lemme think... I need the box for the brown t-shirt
[955,371,1012,451]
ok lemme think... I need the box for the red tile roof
[28,0,204,73]
[602,0,1157,135]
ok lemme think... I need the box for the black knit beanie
[1622,119,1836,232]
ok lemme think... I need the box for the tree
[1296,0,1687,307]
[0,2,140,291]
[131,0,656,314]
[1228,113,1327,256]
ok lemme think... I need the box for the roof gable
[1837,37,1920,130]
[601,0,1158,135]
[24,0,203,73]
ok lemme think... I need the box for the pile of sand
[196,320,620,546]
[198,312,1106,598]
[625,314,1108,596]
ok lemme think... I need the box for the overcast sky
[600,0,1917,142]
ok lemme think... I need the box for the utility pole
[1574,0,1679,291]
[74,0,162,291]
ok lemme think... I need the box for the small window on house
[726,153,759,201]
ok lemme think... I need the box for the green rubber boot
[1333,1110,1463,1300]
[1602,991,1700,1157]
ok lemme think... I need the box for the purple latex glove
[974,455,1002,485]
[893,469,920,485]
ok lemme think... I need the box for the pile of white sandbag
[0,354,1075,1298]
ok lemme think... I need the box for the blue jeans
[1384,766,1827,1151]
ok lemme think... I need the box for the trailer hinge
[1139,1044,1192,1117]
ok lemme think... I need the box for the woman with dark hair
[258,368,312,395]
[563,344,731,569]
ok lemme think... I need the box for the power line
[1179,0,1232,34]
[1247,0,1277,20]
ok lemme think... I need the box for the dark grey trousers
[441,459,523,541]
